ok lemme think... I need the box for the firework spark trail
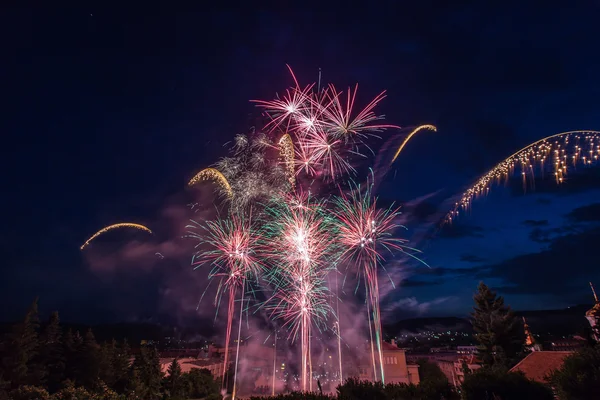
[390,125,437,165]
[332,179,423,383]
[80,223,152,250]
[187,214,260,392]
[445,130,600,223]
[188,167,233,199]
[278,133,296,189]
[262,194,337,391]
[254,67,396,181]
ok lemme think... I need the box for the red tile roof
[509,351,572,383]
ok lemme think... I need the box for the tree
[415,359,458,399]
[461,369,553,400]
[2,298,42,388]
[128,347,162,400]
[80,329,101,389]
[183,368,220,399]
[141,346,162,399]
[39,312,65,392]
[165,358,184,399]
[112,340,130,394]
[471,282,523,368]
[549,345,600,400]
[62,329,80,384]
[98,340,117,389]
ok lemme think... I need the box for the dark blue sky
[2,3,600,324]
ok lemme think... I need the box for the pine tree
[81,329,101,390]
[63,329,84,385]
[2,298,41,388]
[141,346,163,400]
[98,340,116,388]
[471,282,524,368]
[112,339,130,394]
[165,358,183,399]
[39,311,65,392]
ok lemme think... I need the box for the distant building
[406,352,459,363]
[358,340,420,385]
[586,282,600,341]
[549,337,586,352]
[456,345,477,355]
[509,351,572,383]
[160,357,226,378]
[437,355,481,387]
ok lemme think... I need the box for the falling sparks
[446,130,600,223]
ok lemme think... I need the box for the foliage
[549,345,600,400]
[460,368,553,400]
[9,385,50,400]
[164,358,183,399]
[471,282,524,368]
[249,392,334,400]
[182,368,220,399]
[1,298,42,388]
[40,312,65,392]
[335,377,457,400]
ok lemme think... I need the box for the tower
[586,282,600,341]
[522,317,541,351]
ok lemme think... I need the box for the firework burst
[332,179,421,383]
[187,214,261,392]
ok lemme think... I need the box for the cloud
[400,278,443,287]
[459,254,487,263]
[382,296,456,319]
[438,223,485,239]
[478,226,600,300]
[522,219,548,227]
[566,202,600,222]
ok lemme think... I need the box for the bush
[248,392,334,400]
[461,368,553,400]
[549,345,600,400]
[9,386,50,400]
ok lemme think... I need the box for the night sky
[3,3,600,325]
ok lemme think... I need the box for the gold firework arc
[446,129,600,222]
[188,167,233,199]
[390,125,437,165]
[80,223,153,250]
[278,133,296,189]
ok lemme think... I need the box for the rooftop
[509,351,572,383]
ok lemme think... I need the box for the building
[456,345,477,355]
[437,355,481,387]
[359,340,420,385]
[509,351,572,383]
[160,357,227,377]
[586,282,600,341]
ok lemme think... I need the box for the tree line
[0,298,220,400]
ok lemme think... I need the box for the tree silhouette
[471,282,523,368]
[39,311,64,392]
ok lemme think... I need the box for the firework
[262,194,337,391]
[254,67,397,181]
[278,133,296,189]
[187,214,261,394]
[188,167,233,199]
[80,223,152,250]
[446,130,600,223]
[214,134,289,212]
[390,124,437,165]
[332,179,420,383]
